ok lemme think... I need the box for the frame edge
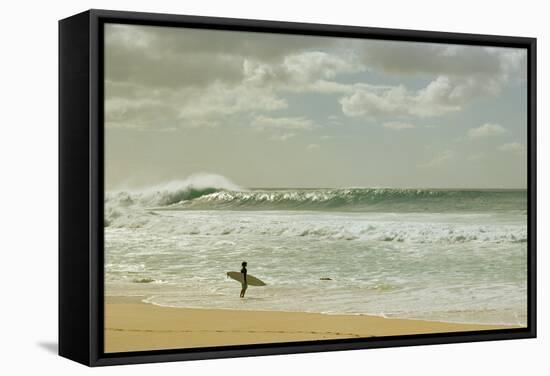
[59,10,94,367]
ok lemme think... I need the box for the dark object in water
[320,277,332,281]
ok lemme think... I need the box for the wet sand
[104,296,514,353]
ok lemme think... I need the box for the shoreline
[104,296,519,353]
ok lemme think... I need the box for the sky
[104,23,528,190]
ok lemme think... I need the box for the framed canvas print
[59,9,536,366]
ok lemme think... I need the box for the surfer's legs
[240,283,248,298]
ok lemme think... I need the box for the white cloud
[106,82,288,130]
[340,76,467,119]
[177,84,287,120]
[415,76,469,115]
[242,51,363,94]
[499,142,526,154]
[340,85,406,117]
[306,144,320,151]
[339,43,526,120]
[251,115,315,131]
[417,150,454,168]
[105,92,183,131]
[282,51,363,82]
[467,123,507,139]
[383,121,415,130]
[270,133,296,141]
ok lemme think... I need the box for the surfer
[240,261,248,298]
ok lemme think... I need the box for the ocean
[104,178,527,326]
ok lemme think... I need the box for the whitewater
[104,175,527,326]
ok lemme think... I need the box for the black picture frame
[59,9,537,367]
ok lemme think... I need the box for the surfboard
[226,271,266,286]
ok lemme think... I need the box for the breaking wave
[106,173,241,207]
[168,188,526,212]
[106,176,526,215]
[104,210,527,244]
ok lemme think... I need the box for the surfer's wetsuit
[240,266,248,297]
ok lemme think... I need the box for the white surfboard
[226,271,266,286]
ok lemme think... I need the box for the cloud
[417,150,454,168]
[499,142,526,155]
[340,77,466,119]
[105,25,362,131]
[467,123,507,139]
[105,25,244,89]
[105,24,527,132]
[242,51,363,93]
[282,51,363,82]
[339,42,526,120]
[251,115,315,131]
[327,115,344,126]
[270,133,296,141]
[306,144,320,151]
[177,84,287,120]
[383,121,415,130]
[339,70,516,120]
[105,81,288,130]
[356,40,526,81]
[105,24,346,90]
[340,85,409,117]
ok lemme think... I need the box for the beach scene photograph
[103,23,528,353]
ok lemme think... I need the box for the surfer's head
[242,261,247,267]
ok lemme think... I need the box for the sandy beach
[104,296,515,353]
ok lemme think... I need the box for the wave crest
[105,175,526,224]
[106,173,242,207]
[165,187,526,213]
